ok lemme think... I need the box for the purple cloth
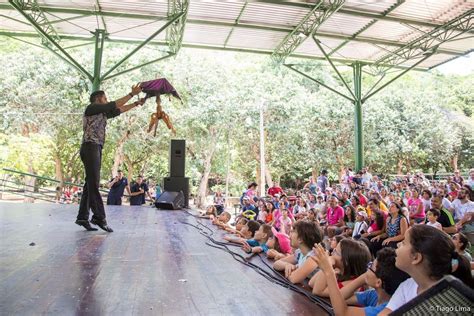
[140,78,181,101]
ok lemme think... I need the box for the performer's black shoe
[90,218,114,232]
[75,219,98,231]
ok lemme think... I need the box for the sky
[437,51,474,75]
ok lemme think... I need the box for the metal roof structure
[1,1,473,69]
[1,0,473,170]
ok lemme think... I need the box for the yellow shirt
[366,201,388,217]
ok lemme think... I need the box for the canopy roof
[1,0,473,70]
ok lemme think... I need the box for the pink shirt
[368,212,388,233]
[408,198,425,219]
[280,217,292,234]
[273,209,295,229]
[245,189,256,200]
[327,206,344,226]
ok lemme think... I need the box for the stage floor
[0,203,328,315]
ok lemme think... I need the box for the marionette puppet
[139,78,182,137]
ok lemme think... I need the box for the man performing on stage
[75,85,144,232]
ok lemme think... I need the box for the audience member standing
[106,170,131,205]
[317,170,329,194]
[129,176,153,206]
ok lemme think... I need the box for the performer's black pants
[77,142,106,221]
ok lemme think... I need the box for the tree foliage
[0,39,472,199]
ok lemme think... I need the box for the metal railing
[0,168,153,204]
[385,172,469,182]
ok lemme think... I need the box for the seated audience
[266,227,292,260]
[452,232,472,262]
[311,245,409,316]
[407,189,425,224]
[326,196,345,238]
[211,211,232,229]
[425,209,442,230]
[273,221,323,284]
[430,194,456,234]
[310,238,371,297]
[379,225,473,315]
[361,210,386,240]
[223,220,260,243]
[370,202,409,255]
[224,217,248,236]
[343,205,356,236]
[352,210,369,239]
[242,224,273,254]
[279,208,295,234]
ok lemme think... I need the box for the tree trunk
[451,154,458,171]
[295,178,302,190]
[24,165,35,203]
[65,150,79,181]
[196,150,215,209]
[196,130,219,209]
[124,156,134,182]
[397,158,403,175]
[21,123,36,203]
[265,168,273,188]
[256,165,261,190]
[140,160,148,176]
[111,130,131,177]
[406,159,411,173]
[335,155,345,183]
[54,152,64,184]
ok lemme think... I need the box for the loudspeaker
[391,275,474,315]
[155,191,184,210]
[163,177,189,208]
[169,139,186,177]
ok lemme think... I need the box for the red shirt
[358,194,368,207]
[449,190,458,200]
[268,186,283,197]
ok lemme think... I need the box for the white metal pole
[225,131,230,200]
[259,104,265,197]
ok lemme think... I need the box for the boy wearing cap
[241,196,256,212]
[353,210,369,238]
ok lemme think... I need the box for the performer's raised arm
[115,84,142,107]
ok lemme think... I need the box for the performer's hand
[130,84,142,96]
[135,98,146,106]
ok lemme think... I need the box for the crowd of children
[204,168,474,315]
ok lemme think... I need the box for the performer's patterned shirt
[82,101,121,146]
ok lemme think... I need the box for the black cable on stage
[201,228,333,314]
[181,212,334,312]
[180,211,334,315]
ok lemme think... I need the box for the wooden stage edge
[0,202,330,316]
